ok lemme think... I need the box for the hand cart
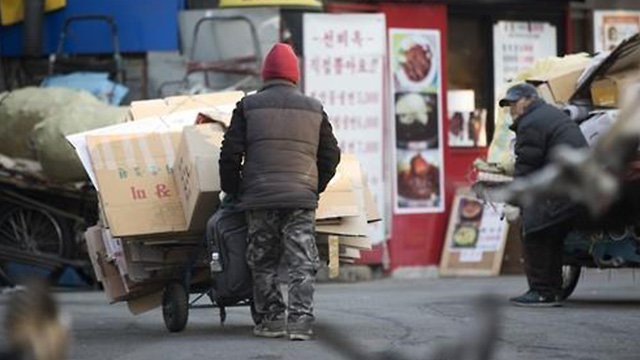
[157,15,262,97]
[48,15,126,84]
[147,238,259,333]
[0,158,98,287]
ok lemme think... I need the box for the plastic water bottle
[210,252,222,273]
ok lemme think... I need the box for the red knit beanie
[262,43,300,84]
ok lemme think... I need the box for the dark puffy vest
[240,83,323,210]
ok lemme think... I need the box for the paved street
[2,269,640,360]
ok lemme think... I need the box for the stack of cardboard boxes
[71,91,379,312]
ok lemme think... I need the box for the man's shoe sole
[288,333,313,341]
[510,300,562,308]
[254,329,286,338]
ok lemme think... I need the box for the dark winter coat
[510,99,588,237]
[219,80,341,210]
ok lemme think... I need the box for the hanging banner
[493,21,557,96]
[304,14,387,245]
[389,29,444,214]
[594,10,640,53]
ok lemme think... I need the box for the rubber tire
[162,283,189,333]
[560,265,581,301]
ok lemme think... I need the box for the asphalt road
[2,269,640,360]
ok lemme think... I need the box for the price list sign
[304,14,387,245]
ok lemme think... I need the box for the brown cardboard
[363,181,381,223]
[317,176,359,220]
[126,241,191,265]
[84,226,106,281]
[83,226,127,301]
[127,92,244,121]
[87,130,188,237]
[316,234,371,250]
[127,291,163,315]
[526,64,588,105]
[173,124,224,232]
[591,70,640,108]
[316,155,369,238]
[328,236,340,278]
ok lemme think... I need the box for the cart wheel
[0,205,71,257]
[560,265,581,300]
[162,282,189,333]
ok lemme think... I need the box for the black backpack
[205,200,260,324]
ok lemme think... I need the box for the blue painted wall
[0,0,185,56]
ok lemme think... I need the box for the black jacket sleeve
[219,100,247,195]
[317,111,341,194]
[514,124,547,178]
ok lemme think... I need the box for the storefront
[319,0,577,274]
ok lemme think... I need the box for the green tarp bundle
[0,87,127,182]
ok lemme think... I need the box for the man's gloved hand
[502,204,520,223]
[219,191,227,203]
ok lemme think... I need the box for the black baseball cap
[499,83,538,107]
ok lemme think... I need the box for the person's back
[240,82,325,209]
[219,43,341,340]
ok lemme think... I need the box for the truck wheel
[560,265,581,300]
[162,282,189,333]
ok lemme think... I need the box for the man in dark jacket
[499,83,588,307]
[219,43,341,339]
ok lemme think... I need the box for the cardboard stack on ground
[316,154,381,267]
[73,91,381,313]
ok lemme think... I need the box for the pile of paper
[71,91,381,312]
[316,155,381,273]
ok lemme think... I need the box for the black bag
[205,201,253,306]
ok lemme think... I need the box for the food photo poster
[389,28,445,214]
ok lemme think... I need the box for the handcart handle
[55,15,121,58]
[189,15,262,68]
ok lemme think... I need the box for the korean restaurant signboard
[493,21,557,96]
[303,13,387,245]
[594,10,640,53]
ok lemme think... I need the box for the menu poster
[594,10,640,53]
[493,21,557,96]
[440,190,510,276]
[304,14,387,245]
[389,28,445,214]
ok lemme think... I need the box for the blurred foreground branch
[316,295,501,360]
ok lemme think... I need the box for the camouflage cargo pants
[246,209,320,325]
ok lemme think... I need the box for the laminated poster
[389,28,445,214]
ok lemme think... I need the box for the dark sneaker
[288,321,313,341]
[253,319,286,338]
[510,290,561,307]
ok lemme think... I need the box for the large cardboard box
[84,226,127,302]
[591,70,640,108]
[173,124,224,232]
[127,92,243,122]
[87,130,187,237]
[526,64,588,105]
